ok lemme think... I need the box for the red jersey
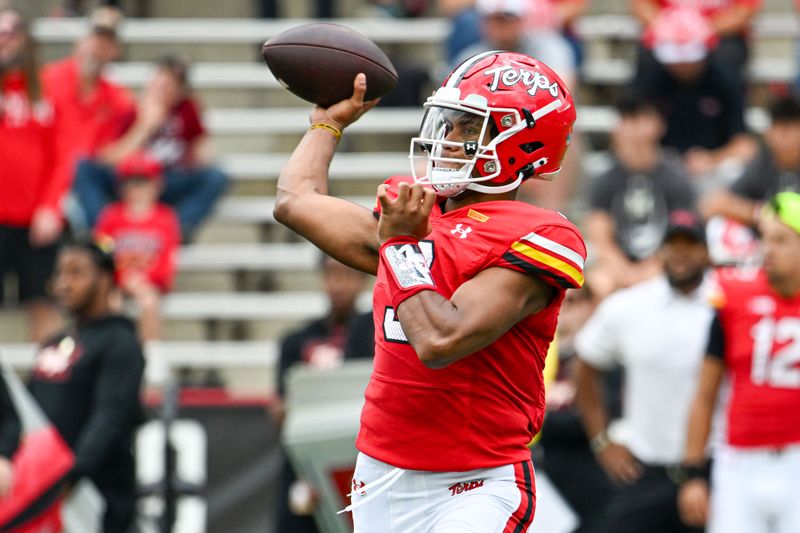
[657,0,761,18]
[357,176,586,471]
[0,71,57,227]
[711,268,800,448]
[95,203,180,292]
[116,98,205,168]
[42,57,134,200]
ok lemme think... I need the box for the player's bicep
[274,192,379,274]
[449,267,553,348]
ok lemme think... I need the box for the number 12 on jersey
[750,316,800,388]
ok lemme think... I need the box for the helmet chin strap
[467,172,524,194]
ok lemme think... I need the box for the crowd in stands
[0,5,228,346]
[2,0,800,532]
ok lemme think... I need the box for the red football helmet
[411,51,576,197]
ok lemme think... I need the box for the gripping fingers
[351,73,367,105]
[421,188,437,214]
[377,183,392,213]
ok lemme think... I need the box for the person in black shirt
[702,95,800,228]
[586,94,696,298]
[29,240,144,533]
[633,7,756,180]
[274,255,374,533]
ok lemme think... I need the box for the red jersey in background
[711,268,800,448]
[42,57,134,205]
[95,203,180,292]
[0,71,57,227]
[657,0,762,19]
[357,176,586,472]
[116,98,205,168]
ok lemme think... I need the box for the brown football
[261,23,398,108]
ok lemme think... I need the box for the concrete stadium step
[178,242,318,272]
[105,57,797,96]
[161,290,371,323]
[0,340,277,370]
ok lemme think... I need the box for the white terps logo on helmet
[483,66,559,98]
[409,51,576,196]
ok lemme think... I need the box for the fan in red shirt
[0,7,63,342]
[679,192,800,533]
[73,54,228,241]
[41,6,134,230]
[95,152,180,342]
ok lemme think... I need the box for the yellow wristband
[309,122,342,141]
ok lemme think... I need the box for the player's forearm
[99,122,155,164]
[274,128,338,220]
[684,395,714,465]
[710,134,757,167]
[700,189,757,225]
[397,291,479,368]
[573,359,610,441]
[684,358,723,464]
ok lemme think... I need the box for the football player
[678,192,800,533]
[274,51,585,532]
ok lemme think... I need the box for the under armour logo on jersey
[451,224,472,239]
[484,65,559,98]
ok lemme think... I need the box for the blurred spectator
[367,0,430,17]
[440,0,483,65]
[679,194,800,533]
[274,256,374,533]
[585,94,696,298]
[443,0,587,70]
[633,7,757,180]
[54,0,141,18]
[632,0,760,78]
[0,375,20,498]
[702,95,800,227]
[31,240,144,533]
[453,0,576,86]
[575,210,713,533]
[539,283,620,533]
[42,6,134,234]
[95,152,180,342]
[0,7,64,343]
[73,54,228,241]
[699,95,800,266]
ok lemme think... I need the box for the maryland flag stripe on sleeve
[503,231,585,288]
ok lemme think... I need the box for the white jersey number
[381,240,435,344]
[750,316,800,388]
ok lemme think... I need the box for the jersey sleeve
[705,311,725,362]
[495,223,587,289]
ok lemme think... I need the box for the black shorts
[0,225,58,304]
